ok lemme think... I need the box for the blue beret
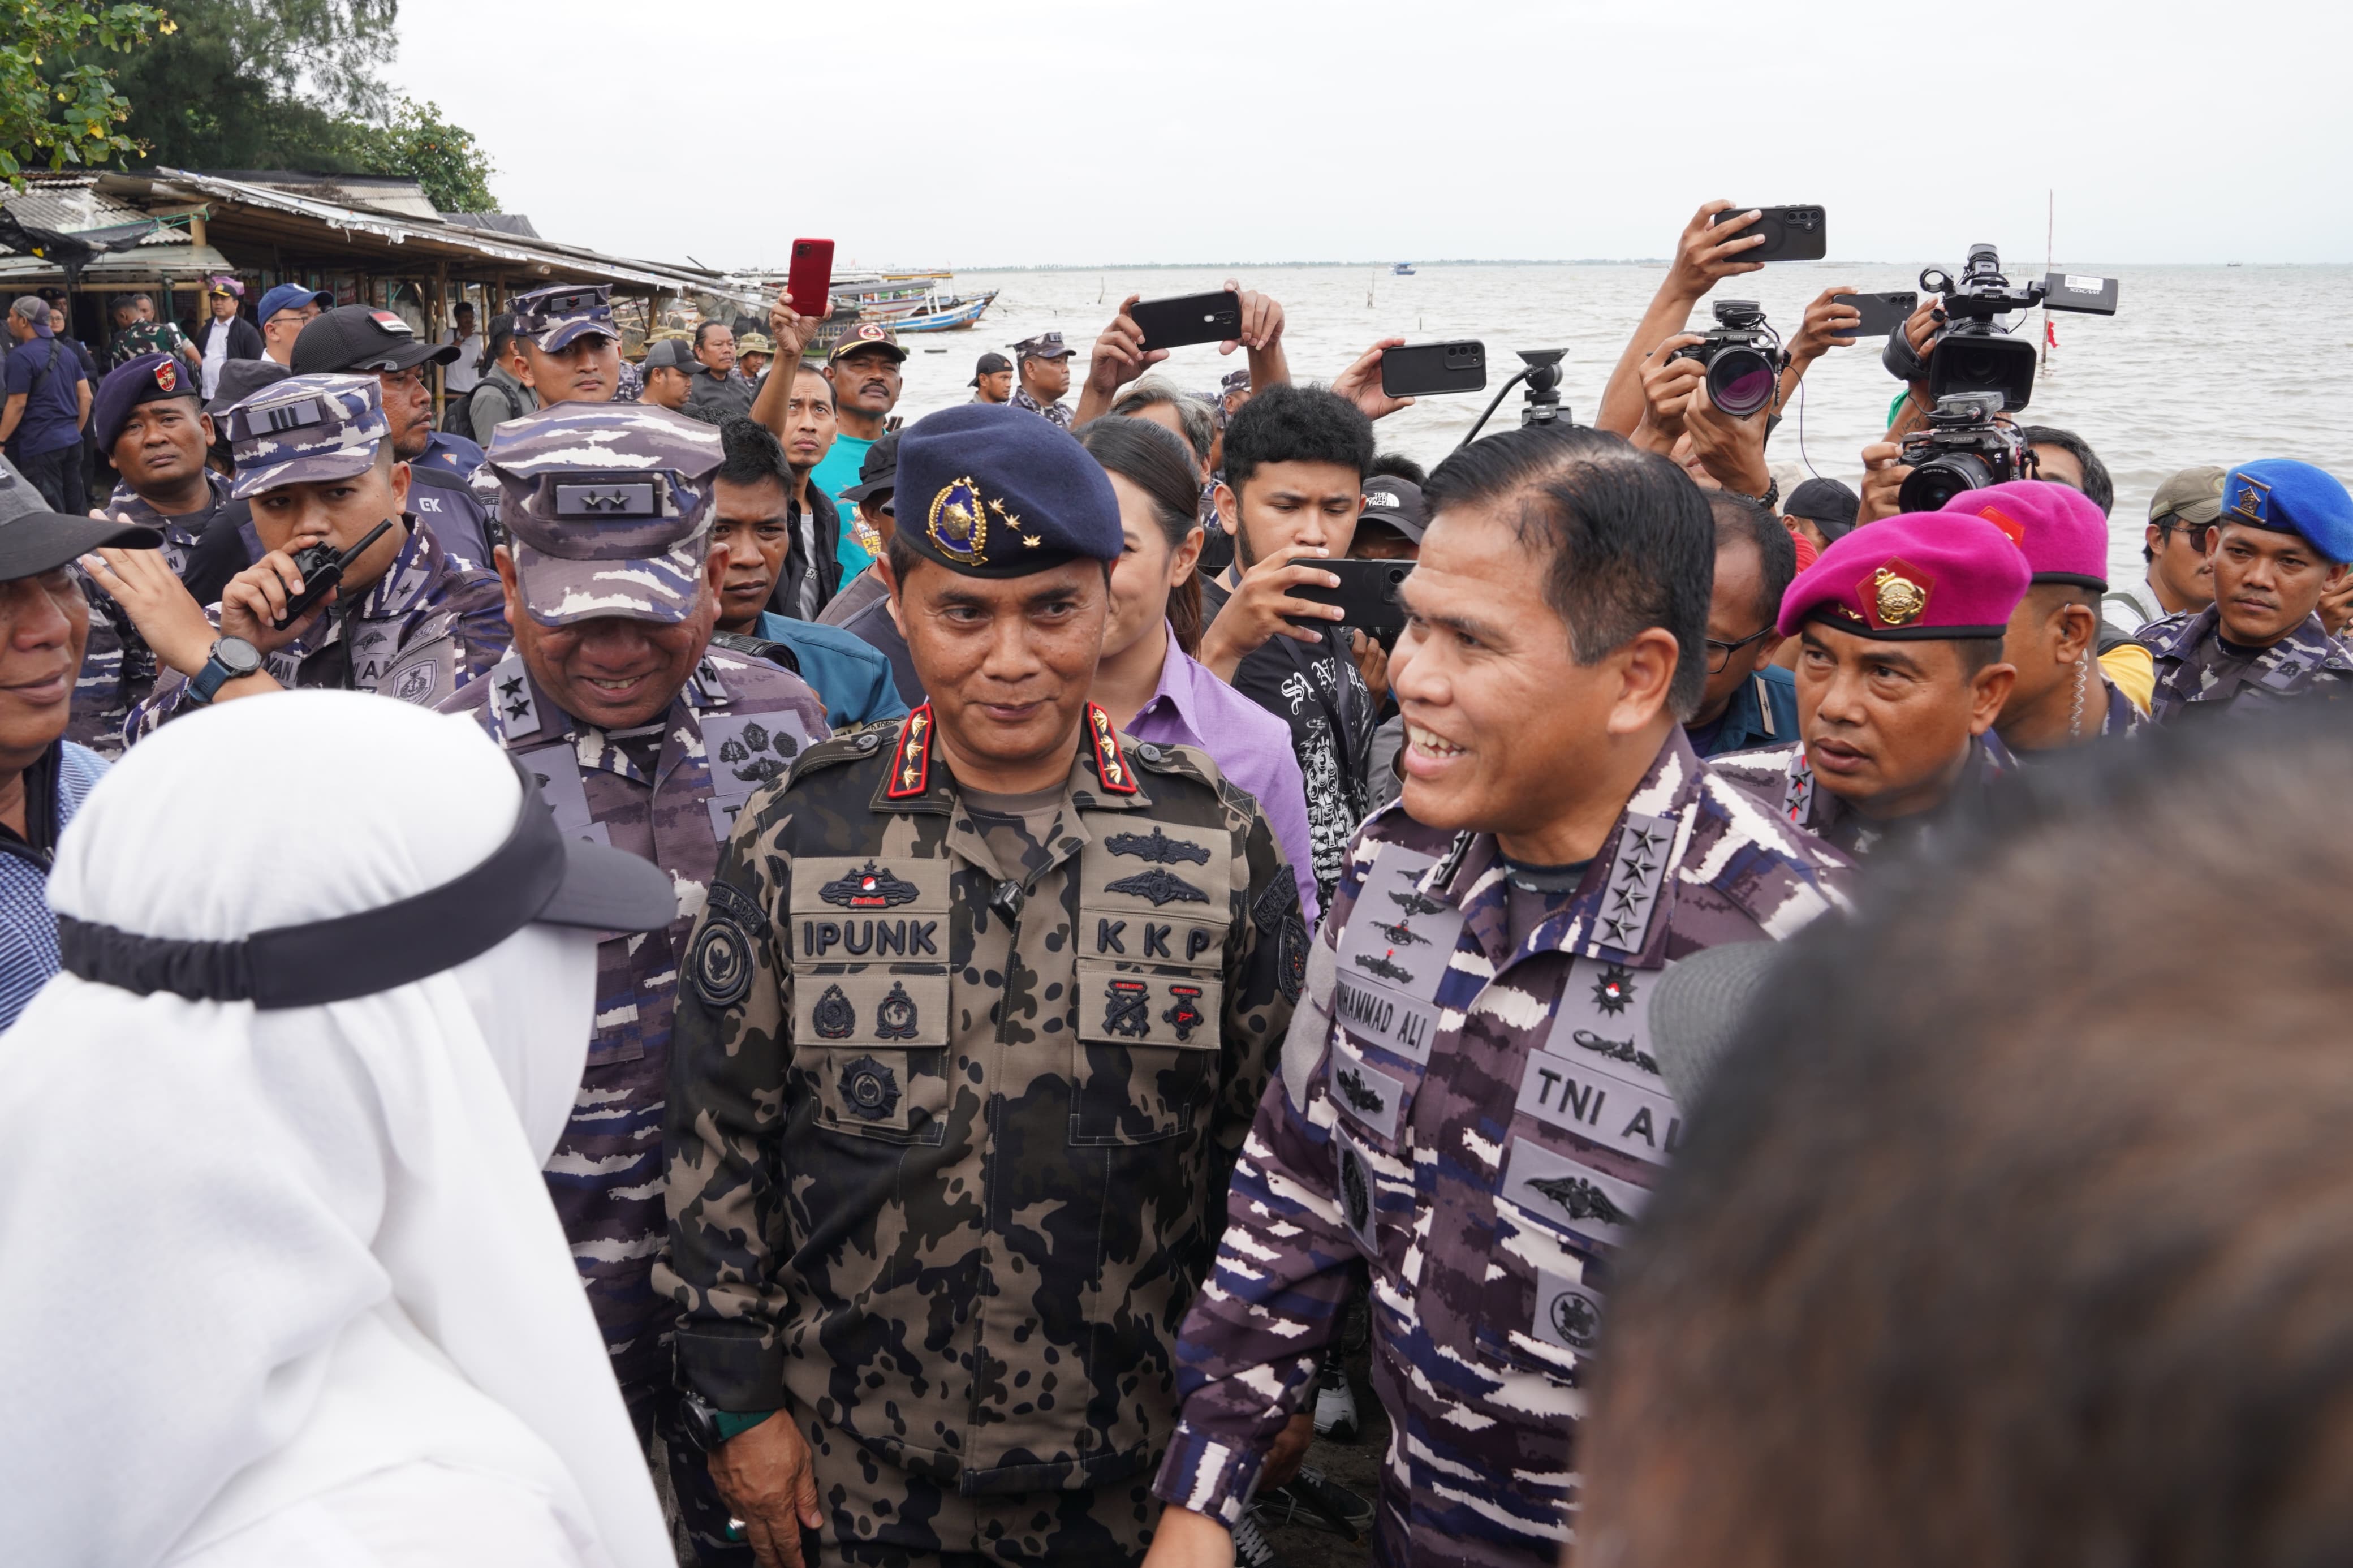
[892,403,1120,577]
[93,351,201,453]
[2220,459,2353,565]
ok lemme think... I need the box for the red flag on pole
[2045,319,2058,348]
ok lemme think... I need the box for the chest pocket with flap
[790,855,953,1145]
[1070,821,1232,1146]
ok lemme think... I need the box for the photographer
[2136,461,2353,721]
[1071,283,1291,429]
[1596,201,1767,437]
[1632,286,1858,507]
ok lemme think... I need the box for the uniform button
[1135,743,1162,764]
[855,731,881,753]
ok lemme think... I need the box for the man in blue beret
[68,351,239,754]
[2136,459,2353,721]
[660,402,1306,1568]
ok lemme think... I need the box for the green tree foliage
[0,0,171,186]
[336,97,497,212]
[102,0,398,171]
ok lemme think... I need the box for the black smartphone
[1130,291,1244,352]
[1831,290,1919,339]
[1287,557,1415,643]
[1380,340,1486,398]
[1711,204,1828,262]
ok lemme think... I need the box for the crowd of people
[3,195,2350,1568]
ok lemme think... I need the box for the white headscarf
[0,691,674,1568]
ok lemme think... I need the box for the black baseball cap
[0,510,158,582]
[970,351,1011,387]
[207,357,293,415]
[292,304,461,376]
[841,431,900,508]
[1783,477,1861,541]
[1358,476,1427,542]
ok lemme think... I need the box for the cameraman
[1634,287,1860,507]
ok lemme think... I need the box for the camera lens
[1898,454,1994,513]
[1707,346,1777,418]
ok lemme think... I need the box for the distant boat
[1391,262,1416,275]
[890,290,999,333]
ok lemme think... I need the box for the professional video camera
[1884,244,2118,412]
[1668,300,1784,418]
[1897,391,2032,512]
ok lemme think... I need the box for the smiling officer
[658,402,1302,1568]
[1714,510,2029,857]
[441,397,830,1566]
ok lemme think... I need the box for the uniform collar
[492,645,732,754]
[873,701,1152,816]
[107,469,227,539]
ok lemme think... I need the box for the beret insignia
[1863,560,1932,629]
[2229,473,2272,525]
[153,359,177,394]
[928,476,988,564]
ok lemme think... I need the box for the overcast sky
[390,0,2350,271]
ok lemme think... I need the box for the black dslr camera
[1897,392,2032,512]
[1669,300,1784,419]
[1886,244,2118,412]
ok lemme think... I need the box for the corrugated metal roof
[442,212,541,239]
[1,178,176,245]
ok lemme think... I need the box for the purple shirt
[1123,630,1321,929]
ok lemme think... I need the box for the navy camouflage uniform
[1009,334,1077,430]
[660,402,1304,1565]
[70,468,231,756]
[121,373,507,743]
[447,397,831,1565]
[1153,731,1851,1566]
[1712,729,2018,858]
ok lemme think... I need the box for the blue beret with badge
[2218,459,2353,565]
[93,351,201,453]
[891,403,1121,578]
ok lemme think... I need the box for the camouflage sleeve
[120,604,223,746]
[445,575,514,692]
[1154,827,1376,1524]
[658,797,796,1412]
[66,571,154,758]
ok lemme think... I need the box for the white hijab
[0,691,674,1568]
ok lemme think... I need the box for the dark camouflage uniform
[104,318,193,371]
[68,471,232,756]
[1009,385,1075,430]
[1712,729,2018,858]
[660,703,1303,1565]
[2136,605,2353,721]
[1152,730,1850,1567]
[123,516,507,742]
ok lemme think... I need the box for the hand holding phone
[1379,341,1486,399]
[1709,205,1828,262]
[1830,291,1920,340]
[1129,291,1246,354]
[785,238,833,318]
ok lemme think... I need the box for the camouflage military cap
[221,372,390,500]
[511,282,620,352]
[737,332,775,357]
[484,400,725,626]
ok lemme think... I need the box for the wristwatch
[187,635,262,705]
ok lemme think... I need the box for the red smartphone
[786,238,834,316]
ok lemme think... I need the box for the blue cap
[93,351,201,453]
[257,283,332,324]
[2220,459,2353,565]
[893,403,1120,578]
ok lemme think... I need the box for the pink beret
[1777,511,2030,640]
[1938,479,2109,590]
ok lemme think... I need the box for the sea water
[882,262,2353,591]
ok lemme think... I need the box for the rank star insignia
[1104,827,1212,865]
[1599,915,1635,948]
[1618,854,1658,885]
[1625,823,1667,856]
[1105,867,1208,906]
[1592,962,1637,1014]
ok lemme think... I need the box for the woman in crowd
[0,692,679,1568]
[1078,415,1320,924]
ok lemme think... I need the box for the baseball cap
[511,283,620,352]
[1782,477,1860,541]
[481,402,726,627]
[841,432,900,509]
[257,283,333,323]
[207,357,292,416]
[221,373,391,499]
[2148,465,2227,528]
[970,351,1011,387]
[1010,332,1075,361]
[0,509,158,583]
[292,304,461,375]
[829,322,907,364]
[641,338,699,374]
[1357,476,1427,542]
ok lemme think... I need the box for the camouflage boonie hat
[222,373,390,499]
[511,282,620,352]
[484,401,725,627]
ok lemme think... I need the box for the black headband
[59,757,568,1009]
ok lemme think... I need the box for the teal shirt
[754,611,908,730]
[809,435,876,576]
